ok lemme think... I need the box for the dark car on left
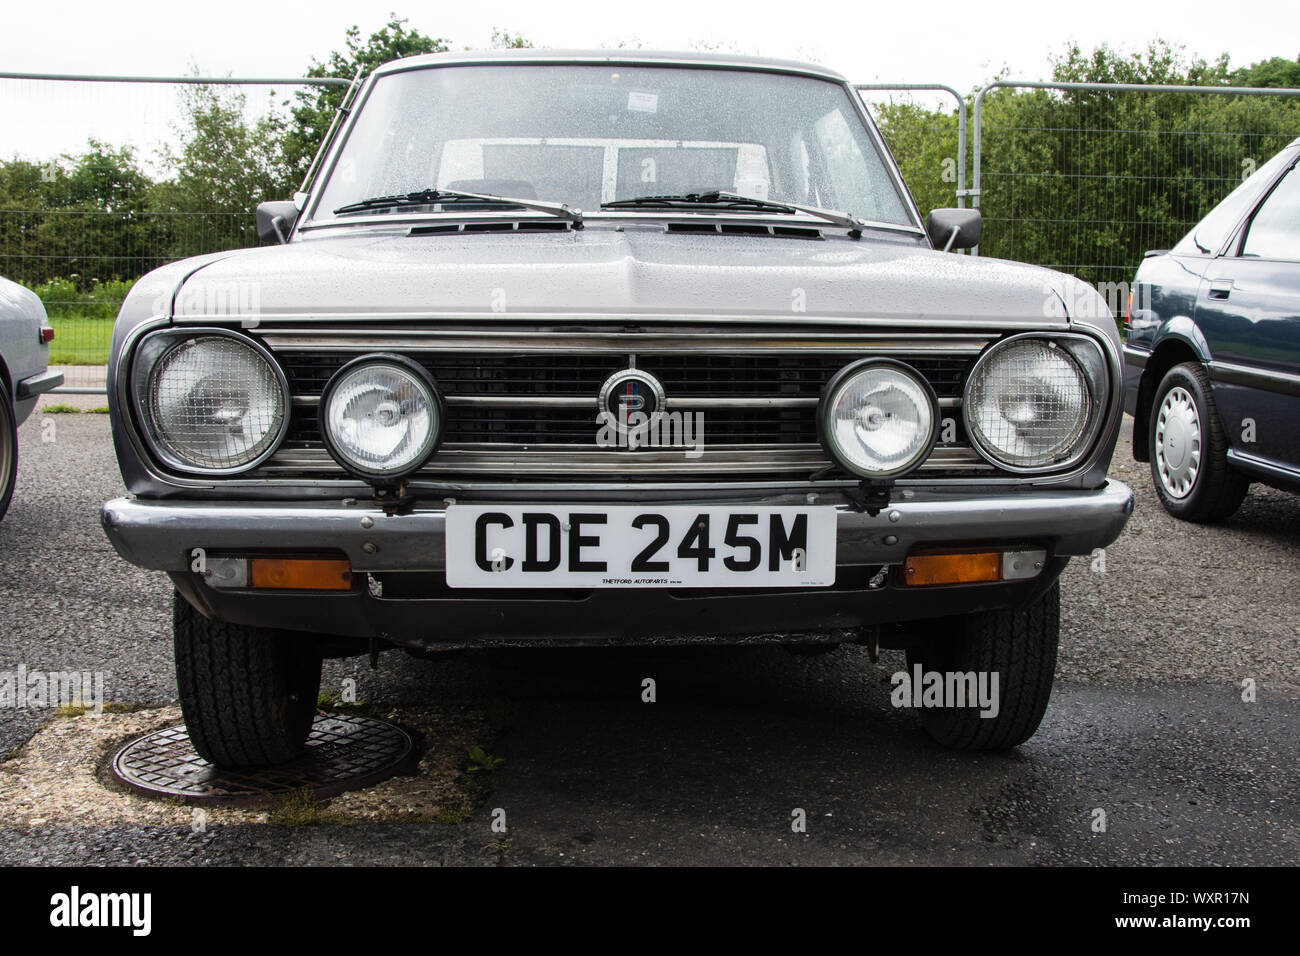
[1124,136,1300,522]
[0,275,62,519]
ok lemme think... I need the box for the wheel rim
[1154,386,1202,499]
[0,401,13,498]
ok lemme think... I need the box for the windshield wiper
[333,188,583,226]
[601,190,865,236]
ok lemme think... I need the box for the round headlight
[320,355,442,481]
[141,333,289,473]
[964,338,1093,469]
[821,360,938,478]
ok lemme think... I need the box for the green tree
[976,42,1300,289]
[1231,55,1300,89]
[871,41,1300,325]
[156,83,291,258]
[489,27,533,49]
[0,157,51,284]
[1048,39,1230,85]
[0,142,161,286]
[869,100,961,217]
[279,15,450,186]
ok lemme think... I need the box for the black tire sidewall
[1147,362,1245,522]
[0,391,17,522]
[905,580,1060,751]
[173,592,323,768]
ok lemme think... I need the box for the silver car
[101,50,1133,766]
[0,276,61,519]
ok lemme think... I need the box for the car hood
[170,224,1078,328]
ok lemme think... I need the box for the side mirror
[925,208,981,252]
[256,201,299,244]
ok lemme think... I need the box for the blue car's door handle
[1208,280,1234,299]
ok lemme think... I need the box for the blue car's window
[1241,163,1300,261]
[1172,147,1297,256]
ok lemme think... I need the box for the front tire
[905,581,1060,750]
[173,592,322,768]
[1148,362,1247,523]
[0,390,17,521]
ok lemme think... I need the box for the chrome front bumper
[102,481,1134,573]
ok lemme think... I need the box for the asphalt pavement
[0,406,1295,865]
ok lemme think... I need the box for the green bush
[29,277,135,320]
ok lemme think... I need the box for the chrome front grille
[290,402,820,446]
[253,327,996,481]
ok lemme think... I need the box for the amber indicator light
[904,552,1001,586]
[249,558,352,591]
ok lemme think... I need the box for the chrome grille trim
[257,327,989,479]
[176,311,1036,331]
[258,443,990,476]
[258,329,995,354]
[293,393,959,410]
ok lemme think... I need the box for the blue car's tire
[1149,362,1248,524]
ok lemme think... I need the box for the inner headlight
[320,355,442,481]
[133,331,289,473]
[821,360,938,478]
[963,337,1101,470]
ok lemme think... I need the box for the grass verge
[48,315,113,366]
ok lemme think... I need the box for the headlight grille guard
[960,331,1111,476]
[127,326,293,477]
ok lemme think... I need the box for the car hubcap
[1155,386,1201,499]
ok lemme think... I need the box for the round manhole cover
[111,713,414,805]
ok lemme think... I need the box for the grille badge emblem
[598,368,666,437]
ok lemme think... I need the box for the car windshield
[311,63,915,228]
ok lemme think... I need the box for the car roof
[369,48,848,84]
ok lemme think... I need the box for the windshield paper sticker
[627,91,659,113]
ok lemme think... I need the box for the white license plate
[445,505,836,588]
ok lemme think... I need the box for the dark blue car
[1124,136,1300,522]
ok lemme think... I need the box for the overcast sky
[2,0,1297,162]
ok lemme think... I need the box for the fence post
[856,84,967,210]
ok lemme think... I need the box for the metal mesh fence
[0,74,344,391]
[974,82,1300,321]
[4,75,1299,393]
